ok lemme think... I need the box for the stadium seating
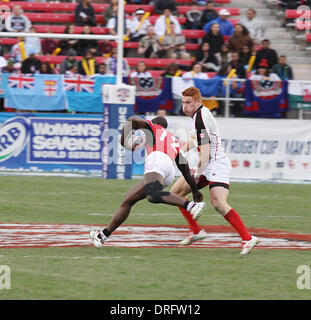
[8,1,234,14]
[20,13,238,25]
[284,9,300,19]
[0,37,201,51]
[35,55,194,68]
[2,0,239,79]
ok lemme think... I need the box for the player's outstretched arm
[175,152,203,202]
[120,116,147,148]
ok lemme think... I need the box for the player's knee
[144,181,169,204]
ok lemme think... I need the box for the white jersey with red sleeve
[190,106,226,163]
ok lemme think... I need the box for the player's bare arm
[175,152,203,202]
[182,139,195,153]
[195,142,210,178]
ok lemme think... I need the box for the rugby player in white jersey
[171,87,259,255]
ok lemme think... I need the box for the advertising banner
[145,115,311,182]
[0,112,102,175]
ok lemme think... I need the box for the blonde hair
[182,87,202,101]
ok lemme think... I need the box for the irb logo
[0,265,11,290]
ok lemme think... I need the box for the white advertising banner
[148,116,311,182]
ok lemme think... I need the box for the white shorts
[202,155,232,185]
[144,151,176,187]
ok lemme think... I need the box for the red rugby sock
[224,208,251,241]
[179,207,201,234]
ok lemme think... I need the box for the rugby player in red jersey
[90,115,205,248]
[171,87,259,255]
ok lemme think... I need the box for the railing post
[224,79,230,118]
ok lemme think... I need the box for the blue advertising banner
[0,112,102,175]
[102,103,134,179]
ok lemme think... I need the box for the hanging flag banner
[128,77,174,113]
[5,74,67,111]
[288,81,311,110]
[244,79,289,117]
[64,74,116,113]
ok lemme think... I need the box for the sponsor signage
[0,113,102,174]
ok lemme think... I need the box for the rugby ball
[125,129,146,150]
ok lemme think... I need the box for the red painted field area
[1,223,311,250]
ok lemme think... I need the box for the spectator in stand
[202,22,224,55]
[0,55,8,73]
[107,15,132,41]
[74,0,96,27]
[158,22,191,59]
[104,0,118,25]
[214,63,243,116]
[154,8,182,37]
[59,24,78,56]
[203,8,234,37]
[59,49,78,74]
[25,26,42,55]
[200,1,219,28]
[78,50,98,76]
[138,25,160,58]
[194,42,219,72]
[215,43,232,66]
[2,59,16,74]
[154,0,177,15]
[105,47,130,76]
[229,51,246,79]
[66,65,79,76]
[41,29,59,55]
[182,62,209,79]
[184,3,203,30]
[98,40,113,57]
[130,8,151,42]
[227,23,254,54]
[157,108,167,117]
[239,44,253,68]
[39,62,54,74]
[76,24,98,56]
[95,63,107,75]
[271,55,294,80]
[254,39,278,70]
[130,61,152,78]
[249,59,281,81]
[5,5,32,33]
[21,48,41,74]
[240,8,266,43]
[161,63,182,77]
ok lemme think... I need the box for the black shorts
[197,175,230,190]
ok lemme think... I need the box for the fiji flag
[64,74,116,113]
[244,79,289,118]
[5,74,67,111]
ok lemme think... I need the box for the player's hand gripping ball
[125,129,146,151]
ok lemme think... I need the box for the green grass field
[0,176,311,300]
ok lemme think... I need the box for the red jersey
[145,120,180,161]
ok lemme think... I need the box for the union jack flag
[8,73,35,90]
[63,74,95,93]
